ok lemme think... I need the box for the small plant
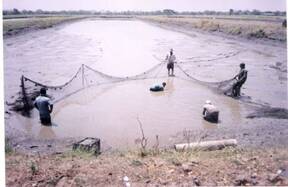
[30,161,38,175]
[5,138,13,154]
[136,117,148,157]
[183,129,192,144]
[152,135,160,155]
[249,29,267,38]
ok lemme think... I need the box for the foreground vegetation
[6,147,288,186]
[140,16,286,42]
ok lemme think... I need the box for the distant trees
[163,9,177,15]
[13,8,20,14]
[2,8,286,17]
[283,19,287,27]
[3,8,21,15]
[252,9,261,15]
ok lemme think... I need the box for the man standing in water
[34,88,53,125]
[166,49,176,76]
[232,63,248,97]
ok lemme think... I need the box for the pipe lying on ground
[174,139,237,151]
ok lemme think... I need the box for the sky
[3,0,287,11]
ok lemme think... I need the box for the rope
[22,66,82,89]
[178,50,242,64]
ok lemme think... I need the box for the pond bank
[6,146,288,186]
[139,15,287,46]
[3,16,89,37]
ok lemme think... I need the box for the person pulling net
[34,88,53,125]
[231,63,248,97]
[174,62,248,98]
[215,63,248,97]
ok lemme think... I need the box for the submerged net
[174,63,236,95]
[9,55,236,116]
[9,62,168,116]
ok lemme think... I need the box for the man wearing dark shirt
[232,63,248,97]
[34,88,53,125]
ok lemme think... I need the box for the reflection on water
[38,126,56,139]
[201,117,219,129]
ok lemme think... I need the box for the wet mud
[247,107,288,119]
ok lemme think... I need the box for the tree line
[3,8,286,16]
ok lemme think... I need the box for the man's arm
[34,102,39,110]
[233,72,240,80]
[238,71,247,82]
[202,108,206,115]
[49,104,53,113]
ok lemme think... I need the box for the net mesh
[9,59,235,116]
[175,63,236,94]
[9,62,168,116]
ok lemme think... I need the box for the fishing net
[178,50,242,64]
[175,63,236,95]
[9,53,237,117]
[9,66,83,116]
[9,62,167,116]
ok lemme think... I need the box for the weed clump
[5,138,13,154]
[30,161,38,175]
[248,29,267,38]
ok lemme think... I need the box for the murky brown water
[8,77,244,148]
[4,18,287,149]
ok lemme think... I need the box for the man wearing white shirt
[203,100,219,123]
[150,82,166,92]
[166,49,176,76]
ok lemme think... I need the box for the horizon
[2,8,287,12]
[3,0,286,12]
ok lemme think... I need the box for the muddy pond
[4,18,287,149]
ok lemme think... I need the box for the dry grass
[140,16,286,42]
[6,147,288,186]
[3,16,86,36]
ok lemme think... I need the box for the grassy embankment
[140,15,287,42]
[6,146,288,186]
[3,16,88,37]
